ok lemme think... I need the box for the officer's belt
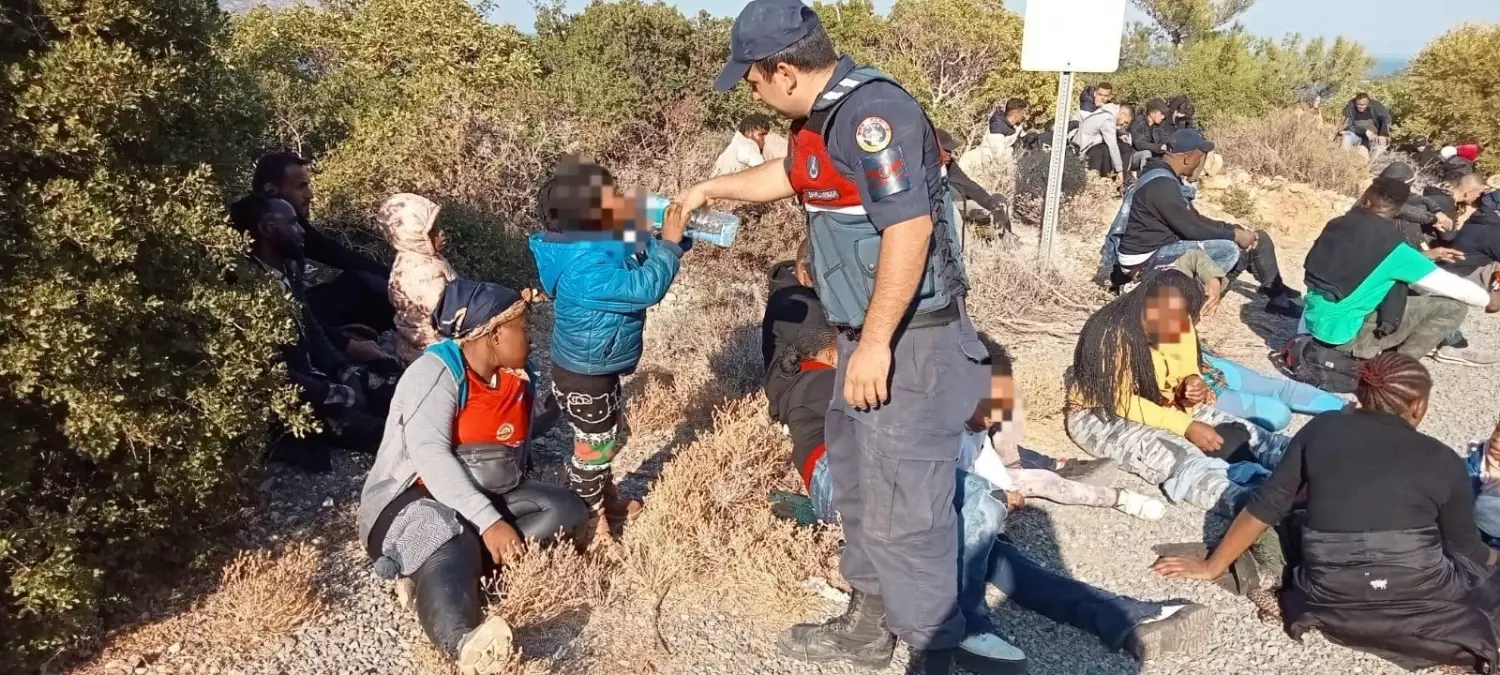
[834,300,959,340]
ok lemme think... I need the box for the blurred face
[1006,108,1027,125]
[1356,98,1370,113]
[969,372,1016,431]
[1142,287,1191,345]
[939,147,953,167]
[1147,109,1165,125]
[1116,108,1133,127]
[1181,149,1206,174]
[260,198,305,259]
[431,228,447,253]
[265,164,313,219]
[746,64,813,120]
[1094,87,1113,107]
[747,128,768,149]
[597,184,640,232]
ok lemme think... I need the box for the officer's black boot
[906,648,957,675]
[776,590,895,668]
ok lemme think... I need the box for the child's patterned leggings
[550,365,625,512]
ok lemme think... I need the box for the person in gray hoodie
[358,279,587,675]
[1074,103,1128,181]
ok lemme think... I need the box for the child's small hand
[660,202,688,244]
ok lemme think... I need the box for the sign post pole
[1020,0,1126,269]
[1040,71,1074,269]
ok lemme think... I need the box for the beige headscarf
[379,193,457,363]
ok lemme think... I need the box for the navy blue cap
[1165,128,1215,154]
[432,279,522,339]
[715,0,822,92]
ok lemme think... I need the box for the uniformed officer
[668,2,1011,673]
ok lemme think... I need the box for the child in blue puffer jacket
[528,159,687,546]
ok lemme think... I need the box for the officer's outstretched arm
[674,160,794,214]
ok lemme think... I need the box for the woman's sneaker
[457,616,513,675]
[1125,603,1211,661]
[1115,490,1166,520]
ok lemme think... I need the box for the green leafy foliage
[0,0,298,666]
[1392,24,1500,172]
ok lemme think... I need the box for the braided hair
[777,318,838,378]
[1355,353,1432,417]
[1071,268,1202,420]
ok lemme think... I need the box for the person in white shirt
[711,114,772,177]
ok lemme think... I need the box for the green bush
[1394,24,1500,173]
[0,0,299,667]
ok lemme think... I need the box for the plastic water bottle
[644,194,740,248]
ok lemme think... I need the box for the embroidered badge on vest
[807,154,820,179]
[855,117,892,152]
[861,146,910,201]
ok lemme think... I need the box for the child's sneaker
[1116,490,1166,520]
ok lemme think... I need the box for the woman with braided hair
[1066,269,1291,517]
[1156,353,1500,673]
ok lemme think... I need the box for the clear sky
[493,0,1500,57]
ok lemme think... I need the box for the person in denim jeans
[790,333,1208,665]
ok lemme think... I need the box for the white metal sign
[1021,0,1129,73]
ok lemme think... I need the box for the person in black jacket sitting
[254,152,397,345]
[1108,130,1301,317]
[1125,99,1173,181]
[937,129,1012,238]
[230,194,392,471]
[1339,93,1391,152]
[1156,353,1500,673]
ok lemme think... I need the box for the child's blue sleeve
[573,239,684,313]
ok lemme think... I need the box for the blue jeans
[1147,239,1241,276]
[1204,355,1345,431]
[809,459,1164,648]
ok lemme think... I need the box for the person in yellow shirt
[1066,269,1292,517]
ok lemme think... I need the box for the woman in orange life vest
[358,279,589,675]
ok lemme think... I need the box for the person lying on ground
[1074,103,1126,181]
[766,320,1206,668]
[254,152,396,342]
[1339,93,1390,151]
[358,279,589,675]
[937,128,1011,237]
[762,239,821,402]
[230,194,392,471]
[713,114,773,177]
[1100,129,1301,317]
[1067,269,1293,517]
[1140,249,1347,431]
[528,158,683,548]
[1301,165,1491,364]
[380,193,457,365]
[1155,353,1500,674]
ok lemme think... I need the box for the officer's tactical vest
[787,67,968,329]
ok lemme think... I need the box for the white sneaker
[1431,345,1500,367]
[456,616,513,675]
[1116,490,1167,520]
[956,633,1028,674]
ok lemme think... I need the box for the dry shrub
[625,264,768,436]
[616,397,840,625]
[963,238,1107,337]
[206,544,327,636]
[490,546,612,629]
[1213,109,1372,196]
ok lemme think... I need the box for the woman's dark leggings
[372,481,589,657]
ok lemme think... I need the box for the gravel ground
[147,225,1497,675]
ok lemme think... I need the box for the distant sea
[1369,55,1411,78]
